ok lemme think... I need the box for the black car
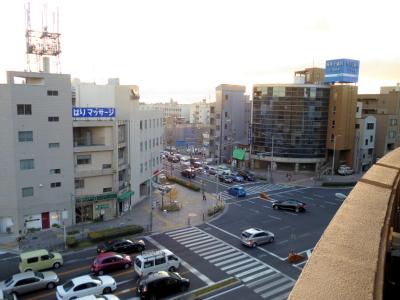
[238,170,256,181]
[137,271,190,299]
[97,239,145,254]
[218,174,233,183]
[272,199,306,213]
[181,169,196,178]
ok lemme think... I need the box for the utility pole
[271,135,274,183]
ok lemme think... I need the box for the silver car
[0,271,59,296]
[241,228,275,247]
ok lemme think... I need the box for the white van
[134,249,181,277]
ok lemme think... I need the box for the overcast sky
[1,0,400,103]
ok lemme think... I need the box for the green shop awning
[232,148,246,160]
[76,192,117,203]
[117,191,134,202]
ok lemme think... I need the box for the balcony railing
[289,147,400,300]
[74,137,106,147]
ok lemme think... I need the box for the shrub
[208,203,225,217]
[52,224,61,228]
[67,230,80,235]
[87,224,144,242]
[161,201,181,212]
[166,176,201,191]
[66,236,78,248]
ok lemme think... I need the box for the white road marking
[249,208,260,214]
[263,205,272,209]
[255,277,289,293]
[214,254,248,267]
[279,225,291,231]
[260,281,294,299]
[276,239,289,245]
[226,261,260,274]
[235,265,266,278]
[241,269,274,283]
[220,258,254,271]
[247,200,255,204]
[202,284,245,300]
[204,249,237,260]
[325,201,337,205]
[268,215,282,221]
[246,272,280,287]
[167,227,196,235]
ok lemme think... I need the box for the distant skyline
[1,0,400,103]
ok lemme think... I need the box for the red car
[91,252,132,275]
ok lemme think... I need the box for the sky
[1,0,400,103]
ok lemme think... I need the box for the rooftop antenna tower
[25,2,61,73]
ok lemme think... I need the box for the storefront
[232,148,247,169]
[75,192,117,223]
[117,190,134,214]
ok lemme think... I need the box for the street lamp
[331,134,342,178]
[148,168,165,232]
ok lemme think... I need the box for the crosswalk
[166,227,295,300]
[220,183,294,201]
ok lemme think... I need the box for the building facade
[251,84,330,172]
[0,71,74,234]
[354,113,376,172]
[190,99,210,125]
[209,85,250,163]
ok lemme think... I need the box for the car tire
[269,237,274,243]
[252,242,257,248]
[70,297,77,300]
[24,268,32,272]
[98,270,105,275]
[103,287,112,294]
[168,266,176,272]
[53,262,61,269]
[124,263,130,269]
[295,207,300,213]
[180,284,189,292]
[273,205,278,210]
[47,282,56,289]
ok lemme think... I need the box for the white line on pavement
[325,201,338,205]
[279,225,291,230]
[145,236,215,286]
[202,284,245,300]
[276,239,289,245]
[268,215,282,221]
[263,205,272,209]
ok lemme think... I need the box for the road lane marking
[202,284,245,300]
[268,215,282,221]
[263,205,272,209]
[279,225,291,230]
[247,200,255,204]
[145,236,214,286]
[249,208,260,214]
[276,239,289,245]
[325,201,337,205]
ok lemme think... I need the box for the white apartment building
[180,104,191,122]
[0,71,74,234]
[190,99,210,124]
[72,79,163,210]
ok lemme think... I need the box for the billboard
[324,59,360,83]
[72,107,115,118]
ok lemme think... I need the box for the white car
[74,295,119,300]
[56,275,117,300]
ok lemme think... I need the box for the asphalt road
[0,238,206,300]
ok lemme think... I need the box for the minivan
[134,249,180,277]
[18,249,63,272]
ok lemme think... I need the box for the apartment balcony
[289,148,400,300]
[75,167,116,178]
[73,137,113,152]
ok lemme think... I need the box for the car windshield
[62,280,74,292]
[169,272,181,280]
[34,272,44,279]
[49,253,55,259]
[242,232,251,238]
[4,277,13,287]
[135,258,142,268]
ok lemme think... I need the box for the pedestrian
[202,192,207,201]
[286,173,289,181]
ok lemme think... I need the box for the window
[355,124,360,129]
[145,120,147,129]
[102,164,112,169]
[333,106,336,114]
[118,148,124,159]
[368,148,373,155]
[389,131,396,138]
[330,134,334,142]
[155,257,166,265]
[225,112,228,118]
[370,136,373,142]
[149,119,151,128]
[157,119,159,127]
[51,182,61,188]
[103,187,112,192]
[18,131,33,142]
[367,123,374,130]
[49,142,60,148]
[153,119,155,128]
[332,120,335,128]
[75,179,84,189]
[225,94,228,100]
[145,162,148,171]
[140,120,143,130]
[145,141,147,150]
[356,106,360,113]
[144,261,154,268]
[153,139,155,147]
[17,104,32,115]
[77,155,91,165]
[47,90,58,96]
[167,255,179,261]
[48,116,59,122]
[156,157,159,164]
[41,255,49,261]
[365,139,368,146]
[140,163,143,173]
[20,159,34,170]
[149,139,151,149]
[140,142,143,152]
[390,119,398,126]
[27,257,39,264]
[153,158,155,167]
[50,168,61,174]
[22,187,34,197]
[156,138,159,146]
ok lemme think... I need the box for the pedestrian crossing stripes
[220,183,295,201]
[165,226,295,300]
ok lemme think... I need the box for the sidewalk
[11,182,218,252]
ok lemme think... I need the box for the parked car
[91,252,132,275]
[18,249,63,272]
[181,169,196,179]
[136,271,190,300]
[96,239,145,254]
[241,228,275,248]
[74,295,119,300]
[238,170,256,181]
[207,167,217,175]
[0,290,15,300]
[0,271,59,296]
[230,172,244,183]
[218,174,233,184]
[134,249,181,277]
[337,165,354,176]
[227,185,246,197]
[56,275,117,300]
[167,156,179,163]
[272,199,306,213]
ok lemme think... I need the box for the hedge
[66,236,78,248]
[87,224,144,242]
[208,203,225,217]
[167,176,201,191]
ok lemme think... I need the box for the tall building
[209,85,250,163]
[0,71,74,234]
[251,83,330,172]
[180,104,191,123]
[190,99,210,125]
